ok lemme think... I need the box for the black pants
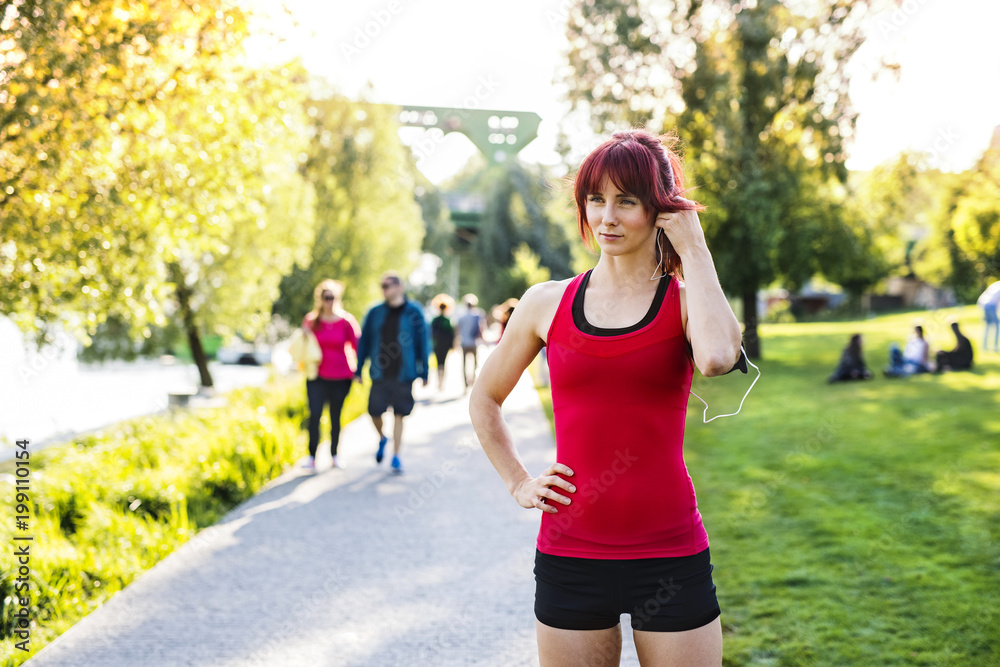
[306,378,352,457]
[935,350,972,371]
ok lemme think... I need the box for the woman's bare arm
[658,207,743,376]
[469,282,576,513]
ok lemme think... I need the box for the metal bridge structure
[394,105,549,299]
[396,105,543,234]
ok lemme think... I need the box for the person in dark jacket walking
[430,294,456,392]
[354,272,429,474]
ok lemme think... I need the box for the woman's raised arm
[658,206,743,376]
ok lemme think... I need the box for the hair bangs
[575,142,656,230]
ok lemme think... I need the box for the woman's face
[585,176,656,258]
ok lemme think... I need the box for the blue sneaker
[376,435,388,464]
[391,455,403,474]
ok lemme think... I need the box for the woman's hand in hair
[511,463,576,513]
[655,200,707,258]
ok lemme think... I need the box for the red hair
[574,129,702,276]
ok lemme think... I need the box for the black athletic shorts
[533,547,720,632]
[368,379,415,417]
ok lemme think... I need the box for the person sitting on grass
[884,325,930,378]
[934,321,974,373]
[828,333,873,383]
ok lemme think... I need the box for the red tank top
[538,271,708,559]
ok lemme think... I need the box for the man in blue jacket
[354,272,429,474]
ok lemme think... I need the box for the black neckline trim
[572,269,671,336]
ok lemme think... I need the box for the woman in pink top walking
[302,279,360,471]
[471,130,742,666]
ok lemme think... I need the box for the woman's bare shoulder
[512,278,576,339]
[520,278,574,310]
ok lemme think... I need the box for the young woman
[302,279,359,471]
[828,333,873,383]
[470,130,742,666]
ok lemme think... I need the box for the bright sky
[246,0,1000,183]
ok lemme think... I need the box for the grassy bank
[0,372,367,666]
[537,306,999,666]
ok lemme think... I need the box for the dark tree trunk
[742,287,761,360]
[171,265,214,389]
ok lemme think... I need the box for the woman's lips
[599,233,622,241]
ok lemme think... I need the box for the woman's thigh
[632,616,722,667]
[328,379,352,410]
[537,621,622,667]
[306,380,325,414]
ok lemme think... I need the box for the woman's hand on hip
[511,463,576,513]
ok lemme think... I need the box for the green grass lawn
[537,306,999,666]
[0,371,369,665]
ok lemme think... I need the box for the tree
[466,161,575,307]
[1,0,317,388]
[559,0,890,357]
[0,0,215,335]
[272,96,425,325]
[412,171,455,302]
[950,147,1000,282]
[130,60,316,387]
[908,171,980,302]
[851,152,936,277]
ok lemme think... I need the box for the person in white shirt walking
[978,280,1000,353]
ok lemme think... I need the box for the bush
[0,372,360,665]
[763,299,796,323]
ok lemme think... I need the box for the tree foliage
[849,146,999,304]
[453,161,575,308]
[950,147,1000,280]
[1,0,316,386]
[559,0,889,356]
[272,96,425,324]
[911,146,1000,300]
[850,152,938,276]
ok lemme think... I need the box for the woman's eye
[587,195,603,203]
[621,199,636,205]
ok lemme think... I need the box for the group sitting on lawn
[829,322,975,383]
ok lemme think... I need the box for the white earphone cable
[689,346,761,423]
